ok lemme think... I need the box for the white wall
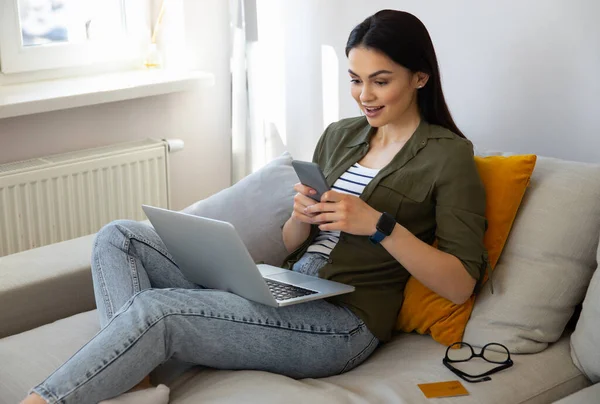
[254,0,600,163]
[0,0,232,211]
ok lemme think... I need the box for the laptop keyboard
[265,279,318,301]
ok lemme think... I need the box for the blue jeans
[30,220,379,403]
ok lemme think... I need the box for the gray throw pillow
[181,152,297,266]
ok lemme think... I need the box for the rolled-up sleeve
[434,140,488,281]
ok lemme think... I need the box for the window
[0,0,150,75]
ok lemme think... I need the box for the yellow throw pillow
[396,154,538,346]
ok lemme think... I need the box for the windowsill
[0,69,215,119]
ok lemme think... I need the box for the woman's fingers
[291,183,320,224]
[293,192,318,211]
[303,200,337,215]
[293,182,317,198]
[291,203,316,224]
[311,212,337,224]
[320,190,343,203]
[291,185,346,226]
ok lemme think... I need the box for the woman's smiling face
[348,46,423,127]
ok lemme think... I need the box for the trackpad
[267,271,317,286]
[257,264,288,276]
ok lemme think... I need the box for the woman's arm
[282,216,311,253]
[380,224,476,304]
[308,195,479,303]
[305,190,479,303]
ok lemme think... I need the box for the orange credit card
[418,380,469,398]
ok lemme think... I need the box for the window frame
[0,0,151,76]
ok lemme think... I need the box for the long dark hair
[345,10,466,139]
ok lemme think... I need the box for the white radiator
[0,139,176,257]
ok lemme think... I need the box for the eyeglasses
[443,342,513,383]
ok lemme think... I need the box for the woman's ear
[415,71,430,89]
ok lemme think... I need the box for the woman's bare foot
[99,384,170,404]
[19,393,47,404]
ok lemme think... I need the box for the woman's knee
[104,219,148,237]
[94,219,132,244]
[118,289,171,326]
[94,220,153,248]
[125,289,206,326]
[127,288,189,317]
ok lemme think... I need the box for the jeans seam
[124,237,141,293]
[175,310,354,336]
[115,224,176,266]
[309,254,324,276]
[93,236,115,321]
[340,333,378,374]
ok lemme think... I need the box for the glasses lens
[482,344,510,363]
[447,343,473,361]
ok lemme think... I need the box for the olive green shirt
[282,116,488,342]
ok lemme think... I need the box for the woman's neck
[373,108,421,147]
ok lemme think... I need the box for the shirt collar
[345,118,454,148]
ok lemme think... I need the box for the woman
[22,9,487,404]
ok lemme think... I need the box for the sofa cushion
[464,157,600,353]
[569,241,600,383]
[397,155,537,346]
[0,234,97,338]
[182,152,295,266]
[0,309,589,404]
[169,334,589,404]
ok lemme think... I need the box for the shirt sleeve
[434,139,488,283]
[311,122,335,167]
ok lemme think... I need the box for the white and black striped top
[306,162,381,258]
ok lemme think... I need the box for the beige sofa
[1,152,599,404]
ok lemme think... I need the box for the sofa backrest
[2,151,598,358]
[464,156,600,353]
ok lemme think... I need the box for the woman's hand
[290,182,322,225]
[304,190,382,236]
[282,182,322,253]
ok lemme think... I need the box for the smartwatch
[369,212,396,244]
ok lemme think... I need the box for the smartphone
[291,160,330,201]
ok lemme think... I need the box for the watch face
[377,212,396,235]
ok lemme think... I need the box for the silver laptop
[142,205,354,307]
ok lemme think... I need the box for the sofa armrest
[0,234,97,338]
